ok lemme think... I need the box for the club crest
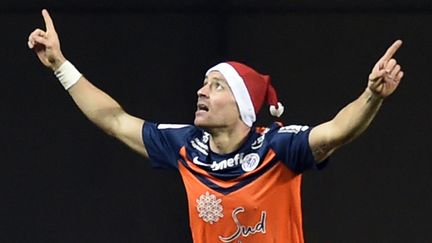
[241,153,260,172]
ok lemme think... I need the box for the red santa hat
[205,61,284,127]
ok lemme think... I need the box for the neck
[208,123,251,154]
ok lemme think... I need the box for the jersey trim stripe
[179,148,281,195]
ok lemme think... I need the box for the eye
[215,82,224,90]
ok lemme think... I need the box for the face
[194,71,242,130]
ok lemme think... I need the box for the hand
[368,40,404,98]
[28,9,66,71]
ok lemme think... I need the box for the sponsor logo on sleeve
[278,125,309,134]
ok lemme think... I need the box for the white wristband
[54,61,82,90]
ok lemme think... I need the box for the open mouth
[197,103,209,112]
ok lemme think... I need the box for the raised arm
[309,40,404,162]
[28,9,148,158]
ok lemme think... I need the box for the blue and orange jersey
[143,122,326,243]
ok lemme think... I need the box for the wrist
[50,54,67,72]
[54,60,82,90]
[365,87,384,103]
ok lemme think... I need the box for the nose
[197,84,209,98]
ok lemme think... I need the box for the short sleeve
[143,122,196,170]
[270,124,328,173]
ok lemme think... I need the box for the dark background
[1,0,431,242]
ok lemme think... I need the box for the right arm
[28,9,148,158]
[68,77,147,157]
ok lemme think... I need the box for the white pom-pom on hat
[270,102,284,117]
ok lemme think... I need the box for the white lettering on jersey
[210,153,261,172]
[210,153,244,171]
[191,140,208,155]
[278,125,309,134]
[251,128,269,150]
[219,207,267,242]
[202,132,210,143]
[190,133,210,155]
[194,138,209,150]
[157,124,190,129]
[251,135,265,150]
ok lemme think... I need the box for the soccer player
[28,9,403,243]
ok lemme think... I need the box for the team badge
[241,153,260,172]
[196,192,224,224]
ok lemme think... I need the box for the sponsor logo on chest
[196,192,267,242]
[210,153,260,172]
[219,207,267,242]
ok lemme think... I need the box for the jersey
[143,122,327,243]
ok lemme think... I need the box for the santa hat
[206,61,284,127]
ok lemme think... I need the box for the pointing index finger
[42,9,55,32]
[380,40,402,62]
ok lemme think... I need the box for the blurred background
[1,0,431,242]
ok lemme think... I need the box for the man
[28,9,403,243]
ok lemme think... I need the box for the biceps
[114,113,148,158]
[309,121,340,162]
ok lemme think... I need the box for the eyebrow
[204,76,228,84]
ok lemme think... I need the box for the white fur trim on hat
[206,63,256,127]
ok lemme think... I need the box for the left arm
[309,40,404,162]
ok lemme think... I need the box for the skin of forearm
[67,76,125,137]
[330,88,384,146]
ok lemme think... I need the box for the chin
[193,118,207,128]
[194,117,214,130]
